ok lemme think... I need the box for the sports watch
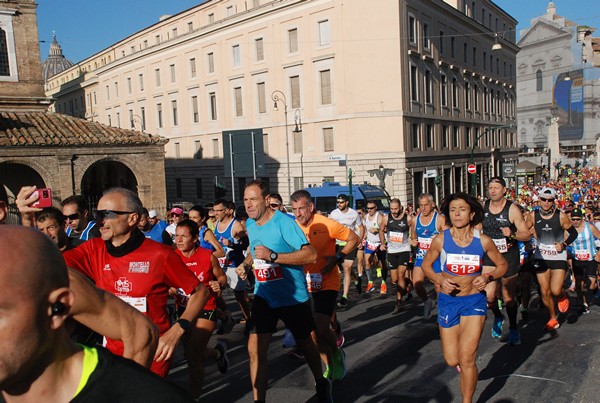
[269,251,278,263]
[176,319,191,334]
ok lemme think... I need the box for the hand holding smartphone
[32,188,53,208]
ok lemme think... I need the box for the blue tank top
[415,211,440,260]
[440,229,484,277]
[199,225,215,251]
[66,221,97,240]
[568,222,597,262]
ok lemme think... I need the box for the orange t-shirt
[297,214,351,292]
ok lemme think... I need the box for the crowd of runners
[2,167,600,402]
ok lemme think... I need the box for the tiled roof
[0,111,166,147]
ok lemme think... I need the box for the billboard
[552,69,584,141]
[222,129,265,178]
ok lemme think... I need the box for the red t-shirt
[175,247,217,311]
[63,238,200,356]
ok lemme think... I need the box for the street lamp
[271,90,291,200]
[130,114,145,132]
[70,155,78,195]
[469,123,515,195]
[293,109,303,185]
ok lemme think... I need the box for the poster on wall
[552,69,584,141]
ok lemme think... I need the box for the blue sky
[36,0,600,63]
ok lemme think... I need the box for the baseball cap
[148,209,157,218]
[169,207,183,216]
[570,208,584,218]
[489,176,506,187]
[539,187,556,199]
[337,194,349,201]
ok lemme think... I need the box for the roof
[0,111,166,147]
[41,34,74,81]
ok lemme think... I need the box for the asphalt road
[169,284,600,402]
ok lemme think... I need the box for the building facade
[46,0,518,206]
[517,1,600,170]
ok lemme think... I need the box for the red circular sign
[468,164,476,174]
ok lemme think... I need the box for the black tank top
[482,199,516,240]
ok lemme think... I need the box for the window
[426,125,433,149]
[453,126,460,148]
[116,112,120,128]
[234,87,243,117]
[484,87,489,112]
[472,47,477,67]
[212,138,219,157]
[194,141,202,159]
[410,65,418,101]
[320,69,332,105]
[440,73,448,106]
[490,90,495,114]
[288,28,298,53]
[127,77,132,94]
[408,15,416,44]
[425,70,432,104]
[452,78,458,108]
[172,28,178,38]
[155,68,161,86]
[466,128,471,148]
[105,85,110,100]
[323,127,334,152]
[114,82,119,97]
[170,64,176,83]
[138,74,144,91]
[536,69,543,92]
[188,22,194,32]
[190,58,197,78]
[207,52,214,73]
[129,109,134,129]
[290,75,301,108]
[174,142,181,158]
[232,45,240,67]
[157,103,163,128]
[473,84,479,112]
[176,179,182,198]
[451,36,456,58]
[442,126,449,149]
[0,28,11,76]
[143,40,148,48]
[465,82,470,110]
[191,96,199,123]
[209,92,217,120]
[107,114,111,126]
[463,43,468,63]
[155,34,161,45]
[208,13,214,24]
[255,38,264,61]
[423,23,430,50]
[318,20,330,46]
[257,82,266,113]
[140,106,146,129]
[227,5,235,16]
[171,100,178,126]
[439,31,444,55]
[483,51,487,70]
[263,133,269,155]
[412,123,420,150]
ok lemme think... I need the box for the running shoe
[507,329,521,346]
[392,300,403,315]
[380,282,387,295]
[520,308,529,322]
[323,365,331,380]
[558,293,570,313]
[365,282,376,293]
[579,304,590,315]
[331,349,347,381]
[214,341,229,373]
[423,298,435,320]
[334,321,345,348]
[282,328,296,348]
[491,316,504,339]
[355,277,362,295]
[315,378,333,403]
[545,318,560,331]
[405,292,414,303]
[337,297,348,308]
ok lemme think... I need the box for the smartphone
[32,188,53,208]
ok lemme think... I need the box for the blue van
[305,182,391,214]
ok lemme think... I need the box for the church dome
[41,33,74,81]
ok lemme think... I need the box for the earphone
[51,302,67,316]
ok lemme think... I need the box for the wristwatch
[176,319,191,334]
[487,275,495,284]
[269,250,278,263]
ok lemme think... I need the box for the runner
[328,193,364,308]
[422,192,507,403]
[380,198,414,314]
[362,200,386,293]
[527,186,578,330]
[411,193,447,319]
[480,177,531,345]
[235,180,332,402]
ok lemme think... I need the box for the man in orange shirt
[291,190,359,381]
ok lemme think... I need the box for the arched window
[0,28,10,76]
[536,69,543,91]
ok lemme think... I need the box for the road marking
[494,374,566,384]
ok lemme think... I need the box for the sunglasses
[65,212,80,220]
[367,207,376,210]
[269,203,281,208]
[94,210,134,220]
[571,218,582,221]
[539,198,554,202]
[337,200,347,204]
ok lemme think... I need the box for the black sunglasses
[94,210,134,220]
[65,212,80,220]
[539,198,554,202]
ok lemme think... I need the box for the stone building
[0,0,168,211]
[45,0,519,206]
[517,1,600,170]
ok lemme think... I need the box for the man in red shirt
[63,187,210,377]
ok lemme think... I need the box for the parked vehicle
[305,182,391,214]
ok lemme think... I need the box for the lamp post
[271,90,291,200]
[293,109,303,186]
[469,123,514,195]
[70,155,78,195]
[130,114,145,131]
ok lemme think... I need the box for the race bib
[306,272,323,292]
[253,259,283,283]
[493,238,508,253]
[119,296,147,313]
[418,237,433,251]
[218,257,231,268]
[539,243,558,256]
[445,253,481,276]
[575,248,591,261]
[388,231,404,244]
[366,242,380,251]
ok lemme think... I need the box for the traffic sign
[468,164,476,174]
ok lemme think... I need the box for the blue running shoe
[491,316,504,339]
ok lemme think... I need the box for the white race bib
[388,231,404,244]
[253,259,283,283]
[119,296,147,313]
[418,237,432,251]
[445,253,481,276]
[575,248,591,261]
[306,272,323,292]
[493,238,508,253]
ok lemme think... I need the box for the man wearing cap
[566,208,600,314]
[139,208,169,244]
[527,186,579,330]
[328,193,364,308]
[479,176,531,345]
[165,207,184,242]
